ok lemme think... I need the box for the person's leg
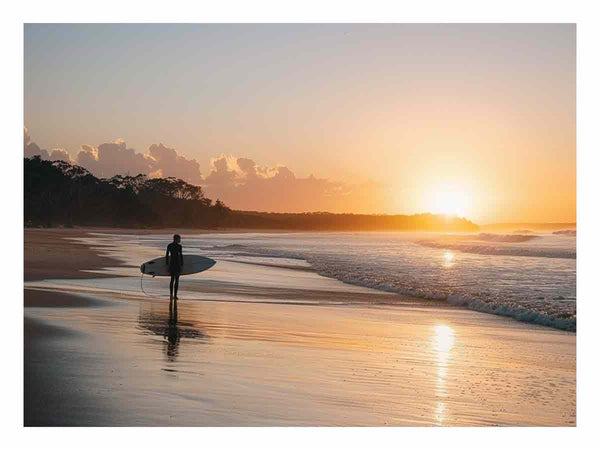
[169,275,175,299]
[174,275,180,299]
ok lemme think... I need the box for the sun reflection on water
[442,251,455,268]
[431,324,456,425]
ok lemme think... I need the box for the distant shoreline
[480,222,576,231]
[24,222,576,235]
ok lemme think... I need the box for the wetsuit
[166,242,183,275]
[166,242,183,299]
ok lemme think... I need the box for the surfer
[166,234,184,300]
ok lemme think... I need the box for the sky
[24,24,576,224]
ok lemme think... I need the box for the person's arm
[165,245,170,265]
[180,245,184,266]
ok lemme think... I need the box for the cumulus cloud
[204,155,242,186]
[147,143,203,184]
[24,141,48,159]
[75,140,152,178]
[24,129,391,213]
[48,148,73,163]
[148,168,164,179]
[74,141,203,182]
[202,155,392,213]
[25,128,203,183]
[24,127,49,159]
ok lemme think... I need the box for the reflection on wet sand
[431,324,456,425]
[164,302,180,361]
[137,300,209,362]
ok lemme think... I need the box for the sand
[24,228,126,281]
[23,229,576,426]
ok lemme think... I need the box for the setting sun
[425,184,472,218]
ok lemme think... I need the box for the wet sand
[23,229,576,426]
[25,228,126,281]
[24,227,294,282]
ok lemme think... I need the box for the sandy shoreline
[23,229,576,426]
[25,229,127,281]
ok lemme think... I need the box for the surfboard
[140,255,216,277]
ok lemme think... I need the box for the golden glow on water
[432,324,456,425]
[442,251,456,268]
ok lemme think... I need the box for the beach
[24,229,576,426]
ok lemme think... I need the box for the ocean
[135,231,576,331]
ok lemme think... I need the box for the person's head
[173,234,181,243]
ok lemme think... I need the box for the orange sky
[24,24,575,224]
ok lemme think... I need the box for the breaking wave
[228,245,576,332]
[445,294,575,331]
[477,233,539,243]
[159,232,577,332]
[417,234,575,259]
[553,230,576,236]
[304,257,576,332]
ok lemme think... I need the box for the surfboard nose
[141,263,145,273]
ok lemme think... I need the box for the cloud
[24,129,391,213]
[74,141,204,182]
[76,144,99,169]
[25,128,203,183]
[148,168,163,179]
[24,141,48,159]
[203,154,242,186]
[24,128,73,164]
[24,127,49,159]
[75,140,152,178]
[48,148,73,163]
[147,143,203,184]
[202,155,392,213]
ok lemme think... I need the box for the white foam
[108,232,577,332]
[417,233,575,259]
[477,233,539,243]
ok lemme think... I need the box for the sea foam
[149,232,577,332]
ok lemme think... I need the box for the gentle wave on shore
[24,230,576,426]
[417,233,575,259]
[131,232,576,331]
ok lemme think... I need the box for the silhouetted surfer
[166,234,183,301]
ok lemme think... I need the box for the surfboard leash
[140,272,166,298]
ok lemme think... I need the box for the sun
[426,183,472,217]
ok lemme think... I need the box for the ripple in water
[140,232,576,331]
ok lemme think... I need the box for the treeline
[24,157,230,228]
[25,156,479,232]
[223,210,479,232]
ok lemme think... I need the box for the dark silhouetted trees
[25,156,479,232]
[24,157,227,228]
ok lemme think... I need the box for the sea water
[136,231,576,331]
